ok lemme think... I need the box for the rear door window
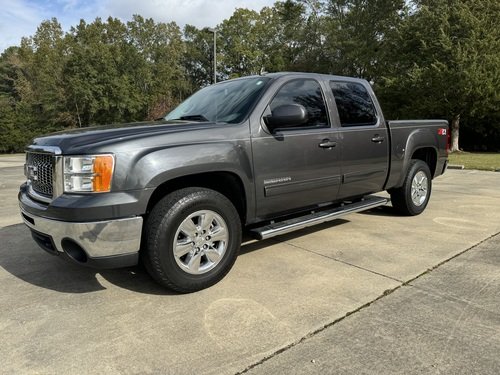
[330,81,377,127]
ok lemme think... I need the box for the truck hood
[30,120,226,154]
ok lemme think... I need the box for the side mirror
[264,104,308,132]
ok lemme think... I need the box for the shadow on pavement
[359,205,397,217]
[0,224,171,295]
[2,217,353,295]
[1,223,280,295]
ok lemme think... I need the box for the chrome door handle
[371,135,385,143]
[319,139,337,149]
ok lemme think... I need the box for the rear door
[329,80,389,199]
[251,77,341,219]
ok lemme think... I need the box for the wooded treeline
[1,0,498,153]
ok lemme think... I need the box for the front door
[251,78,341,219]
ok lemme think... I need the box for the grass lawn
[448,152,500,171]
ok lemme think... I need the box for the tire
[142,187,242,293]
[389,160,432,216]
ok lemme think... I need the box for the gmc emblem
[25,165,38,181]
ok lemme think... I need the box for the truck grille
[26,152,54,197]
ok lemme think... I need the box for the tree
[63,17,145,126]
[0,48,26,152]
[127,15,188,119]
[376,0,500,152]
[183,25,215,89]
[322,0,407,79]
[0,19,69,152]
[218,9,266,78]
[1,2,498,153]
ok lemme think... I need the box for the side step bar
[250,195,389,240]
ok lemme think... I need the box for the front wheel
[143,187,242,293]
[389,160,432,216]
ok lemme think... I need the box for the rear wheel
[390,160,432,216]
[143,187,242,293]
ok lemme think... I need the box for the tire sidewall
[405,161,432,215]
[149,189,241,289]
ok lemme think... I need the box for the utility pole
[207,28,217,84]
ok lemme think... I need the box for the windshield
[165,77,271,124]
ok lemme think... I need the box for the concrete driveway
[1,155,499,374]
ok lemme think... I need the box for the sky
[0,0,275,53]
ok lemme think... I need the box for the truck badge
[26,165,38,181]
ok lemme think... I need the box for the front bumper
[20,208,143,269]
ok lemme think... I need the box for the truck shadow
[0,224,171,295]
[1,219,352,295]
[359,205,397,217]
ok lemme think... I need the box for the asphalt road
[1,155,499,374]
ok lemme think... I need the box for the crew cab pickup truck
[19,72,449,292]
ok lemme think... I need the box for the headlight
[63,154,114,193]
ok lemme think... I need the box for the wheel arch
[145,171,248,224]
[411,147,438,178]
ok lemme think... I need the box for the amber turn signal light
[92,155,114,192]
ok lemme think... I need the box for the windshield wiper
[171,114,210,122]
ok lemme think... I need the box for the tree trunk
[450,114,460,152]
[75,101,82,128]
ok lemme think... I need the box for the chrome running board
[250,195,389,240]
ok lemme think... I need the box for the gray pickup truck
[19,72,449,292]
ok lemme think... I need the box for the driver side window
[269,79,329,129]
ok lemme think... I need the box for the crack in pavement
[234,231,500,375]
[279,240,404,283]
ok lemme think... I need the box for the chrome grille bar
[25,145,63,203]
